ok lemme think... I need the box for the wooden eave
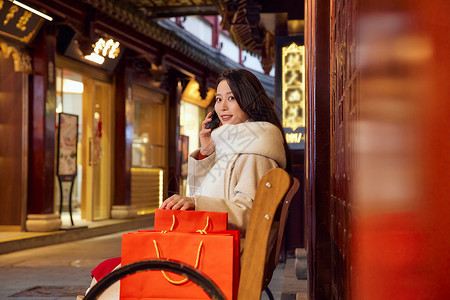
[27,0,275,95]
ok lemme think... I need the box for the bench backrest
[238,168,300,299]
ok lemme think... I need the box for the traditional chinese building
[0,0,304,227]
[0,0,305,293]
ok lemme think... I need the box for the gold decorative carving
[0,41,32,73]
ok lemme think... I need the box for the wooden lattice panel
[330,0,359,298]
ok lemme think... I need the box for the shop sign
[282,42,305,149]
[0,0,46,44]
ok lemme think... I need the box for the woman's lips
[221,115,232,121]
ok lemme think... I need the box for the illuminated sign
[285,132,305,144]
[84,38,120,65]
[282,42,305,149]
[0,0,49,44]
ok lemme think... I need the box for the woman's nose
[219,101,228,110]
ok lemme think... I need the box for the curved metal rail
[84,259,226,300]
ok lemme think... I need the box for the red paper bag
[154,209,228,232]
[121,230,240,300]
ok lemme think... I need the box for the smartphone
[206,109,221,131]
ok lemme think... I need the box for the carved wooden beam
[0,41,32,73]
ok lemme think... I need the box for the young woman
[160,68,291,235]
[82,69,291,299]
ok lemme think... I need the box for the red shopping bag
[120,230,240,300]
[154,209,228,232]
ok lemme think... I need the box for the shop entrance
[55,68,113,224]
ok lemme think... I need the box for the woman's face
[215,80,249,125]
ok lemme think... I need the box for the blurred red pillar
[352,0,450,299]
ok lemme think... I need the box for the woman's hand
[160,194,195,210]
[199,111,216,156]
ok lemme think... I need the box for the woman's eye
[216,97,222,102]
[228,96,235,100]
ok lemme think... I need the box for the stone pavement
[0,227,307,299]
[0,215,155,255]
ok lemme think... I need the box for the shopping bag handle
[153,240,203,285]
[161,215,211,234]
[196,216,210,234]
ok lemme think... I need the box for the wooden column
[351,0,450,299]
[0,42,29,229]
[111,57,134,218]
[305,0,331,298]
[167,69,181,197]
[26,25,61,231]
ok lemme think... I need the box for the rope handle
[152,239,203,285]
[160,215,176,233]
[196,216,210,234]
[161,215,211,234]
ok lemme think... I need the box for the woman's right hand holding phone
[199,111,216,156]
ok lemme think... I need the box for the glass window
[131,84,167,211]
[132,84,166,168]
[179,100,206,195]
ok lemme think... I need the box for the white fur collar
[211,121,287,169]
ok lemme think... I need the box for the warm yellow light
[286,133,305,144]
[56,103,62,113]
[84,52,105,65]
[100,39,120,58]
[95,38,120,57]
[62,78,84,94]
[137,209,157,216]
[108,41,120,59]
[102,39,112,56]
[287,20,305,35]
[93,38,103,54]
[159,170,164,207]
[181,79,215,108]
[84,37,120,64]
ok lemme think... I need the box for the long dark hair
[217,69,292,173]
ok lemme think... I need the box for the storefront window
[179,100,206,195]
[131,84,167,211]
[132,85,166,168]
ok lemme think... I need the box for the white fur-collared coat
[188,121,287,235]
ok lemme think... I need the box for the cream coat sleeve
[193,154,279,234]
[187,149,216,196]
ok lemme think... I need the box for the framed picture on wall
[56,113,79,178]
